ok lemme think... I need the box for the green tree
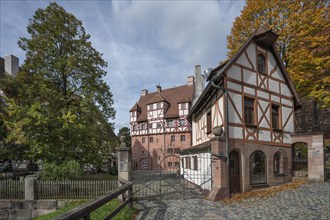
[117,127,131,148]
[0,2,115,166]
[227,0,329,107]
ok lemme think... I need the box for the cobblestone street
[134,182,330,220]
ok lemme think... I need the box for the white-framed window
[179,119,185,127]
[167,120,174,127]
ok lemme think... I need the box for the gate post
[117,136,131,202]
[24,176,36,200]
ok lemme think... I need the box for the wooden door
[229,150,241,194]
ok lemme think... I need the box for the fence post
[24,176,36,200]
[117,136,131,202]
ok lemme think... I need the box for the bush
[39,160,83,180]
[108,166,118,175]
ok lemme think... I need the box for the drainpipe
[211,81,230,192]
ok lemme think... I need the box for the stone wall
[291,133,325,181]
[295,97,330,137]
[0,199,57,219]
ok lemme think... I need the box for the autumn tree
[227,0,329,107]
[0,2,115,166]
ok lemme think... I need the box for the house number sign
[311,150,321,158]
[120,161,128,172]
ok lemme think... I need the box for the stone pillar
[208,135,229,201]
[117,136,131,202]
[308,134,325,181]
[117,136,131,182]
[24,176,36,200]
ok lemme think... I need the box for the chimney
[187,76,194,86]
[156,84,161,93]
[4,54,19,75]
[194,65,205,103]
[141,89,148,96]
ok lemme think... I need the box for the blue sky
[0,0,245,133]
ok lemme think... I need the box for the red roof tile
[132,84,194,122]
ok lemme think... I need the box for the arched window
[274,149,288,175]
[250,151,267,184]
[292,143,308,174]
[257,54,266,74]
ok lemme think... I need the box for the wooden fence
[0,179,117,199]
[54,179,132,220]
[37,180,118,199]
[0,180,24,199]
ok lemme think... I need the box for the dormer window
[132,111,136,117]
[157,102,161,109]
[181,103,186,110]
[257,54,266,74]
[149,104,154,110]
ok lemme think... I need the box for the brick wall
[131,132,191,170]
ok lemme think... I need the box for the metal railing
[0,179,24,199]
[0,179,118,200]
[54,179,132,220]
[36,179,117,199]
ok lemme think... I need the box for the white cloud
[0,0,245,132]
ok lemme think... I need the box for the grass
[33,199,137,220]
[33,200,87,220]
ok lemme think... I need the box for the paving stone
[133,182,330,220]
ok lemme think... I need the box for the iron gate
[132,154,212,200]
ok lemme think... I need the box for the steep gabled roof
[178,94,190,103]
[130,102,141,112]
[189,28,301,118]
[146,93,166,104]
[131,84,194,122]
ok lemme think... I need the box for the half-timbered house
[130,77,194,170]
[181,28,302,200]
